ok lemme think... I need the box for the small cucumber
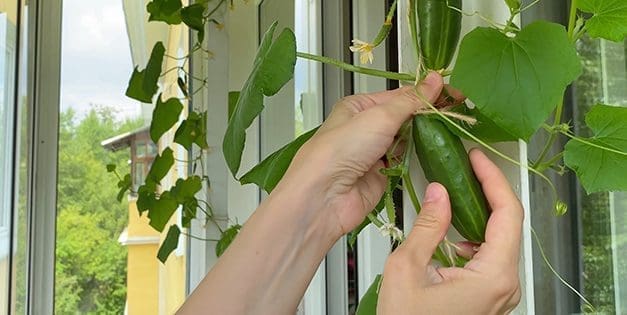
[416,0,462,70]
[412,115,489,242]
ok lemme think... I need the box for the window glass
[572,36,627,314]
[0,1,18,312]
[136,140,146,158]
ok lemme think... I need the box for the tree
[54,107,142,314]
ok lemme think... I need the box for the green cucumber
[416,0,462,70]
[412,115,489,242]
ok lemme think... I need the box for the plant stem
[567,0,579,40]
[296,52,416,82]
[367,213,385,228]
[559,131,627,157]
[408,0,421,62]
[206,0,227,18]
[181,231,220,242]
[533,99,565,168]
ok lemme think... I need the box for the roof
[101,126,149,152]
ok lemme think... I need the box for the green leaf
[157,225,181,263]
[137,183,157,214]
[147,0,183,25]
[151,95,184,143]
[223,22,297,177]
[106,164,116,172]
[181,4,205,31]
[174,111,208,150]
[355,275,382,315]
[228,91,240,120]
[451,21,582,140]
[148,191,178,232]
[170,176,202,203]
[181,198,198,228]
[564,104,627,193]
[504,0,520,11]
[578,0,627,42]
[147,147,174,184]
[116,174,131,202]
[125,42,165,103]
[240,127,318,192]
[439,105,519,143]
[216,224,242,257]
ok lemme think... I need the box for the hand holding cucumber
[377,149,522,314]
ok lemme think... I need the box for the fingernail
[423,183,444,203]
[422,71,441,87]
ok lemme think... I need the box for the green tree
[54,107,142,314]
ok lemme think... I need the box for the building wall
[127,242,159,315]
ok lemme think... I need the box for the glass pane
[136,140,146,158]
[0,0,18,312]
[56,1,139,313]
[572,36,627,314]
[13,2,29,312]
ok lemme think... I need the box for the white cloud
[61,0,139,120]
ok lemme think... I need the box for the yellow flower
[349,39,374,64]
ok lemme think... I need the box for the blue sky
[61,0,140,120]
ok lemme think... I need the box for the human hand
[277,72,457,239]
[377,149,522,315]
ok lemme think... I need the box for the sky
[61,0,140,120]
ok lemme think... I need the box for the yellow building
[100,1,189,314]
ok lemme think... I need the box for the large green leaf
[228,91,240,120]
[148,191,178,232]
[216,224,242,257]
[240,127,318,192]
[170,176,202,203]
[126,42,165,103]
[147,147,174,184]
[147,0,182,25]
[157,225,181,263]
[223,22,296,177]
[579,0,627,42]
[174,111,208,150]
[564,104,627,193]
[356,275,382,315]
[451,21,582,140]
[150,95,183,143]
[137,183,157,214]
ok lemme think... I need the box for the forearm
[178,177,340,314]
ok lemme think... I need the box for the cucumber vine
[108,0,626,312]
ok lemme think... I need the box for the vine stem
[181,231,220,242]
[296,52,416,82]
[558,130,627,157]
[408,0,420,62]
[567,0,579,40]
[531,228,594,310]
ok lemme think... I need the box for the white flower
[378,223,404,242]
[349,39,374,64]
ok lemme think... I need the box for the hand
[377,149,523,315]
[279,72,447,238]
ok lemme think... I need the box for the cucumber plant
[109,0,626,312]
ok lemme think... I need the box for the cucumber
[412,115,489,242]
[416,0,462,70]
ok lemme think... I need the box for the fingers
[455,241,480,260]
[469,149,523,264]
[396,183,451,267]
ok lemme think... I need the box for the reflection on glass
[0,1,18,311]
[574,36,626,314]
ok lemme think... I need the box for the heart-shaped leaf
[451,21,582,140]
[147,0,183,25]
[174,111,208,150]
[126,42,165,103]
[148,191,178,232]
[150,95,183,143]
[578,0,627,42]
[564,104,627,193]
[222,22,296,177]
[146,147,174,184]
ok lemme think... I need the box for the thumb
[402,183,452,267]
